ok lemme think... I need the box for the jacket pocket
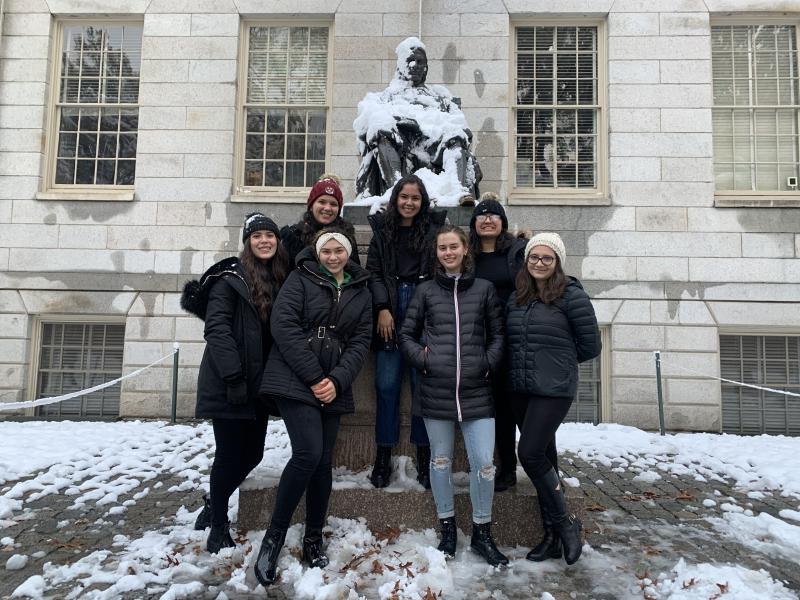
[534,349,577,395]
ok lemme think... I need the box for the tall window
[36,322,125,418]
[241,25,329,189]
[712,25,800,192]
[53,24,142,187]
[513,25,600,194]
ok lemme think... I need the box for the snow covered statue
[353,37,482,208]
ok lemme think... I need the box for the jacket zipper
[453,280,463,422]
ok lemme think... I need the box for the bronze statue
[354,38,482,206]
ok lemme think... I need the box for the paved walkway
[2,451,798,599]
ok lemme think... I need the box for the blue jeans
[374,282,429,447]
[424,417,496,524]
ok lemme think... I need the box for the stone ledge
[238,477,585,548]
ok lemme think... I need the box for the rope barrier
[0,345,180,411]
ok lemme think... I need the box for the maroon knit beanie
[307,176,343,210]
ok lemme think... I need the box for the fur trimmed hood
[180,257,244,320]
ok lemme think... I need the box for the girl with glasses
[506,232,601,565]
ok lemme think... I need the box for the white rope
[0,345,180,411]
[655,352,800,398]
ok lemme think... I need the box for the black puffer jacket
[259,248,372,414]
[399,269,504,422]
[182,258,271,420]
[506,277,602,399]
[281,213,360,269]
[365,209,447,349]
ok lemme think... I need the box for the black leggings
[512,394,570,481]
[210,416,269,526]
[270,397,341,532]
[492,377,517,475]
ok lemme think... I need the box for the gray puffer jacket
[505,277,601,399]
[398,268,504,422]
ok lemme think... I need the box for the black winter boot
[494,470,517,492]
[369,446,393,488]
[532,467,583,565]
[470,522,509,567]
[526,501,562,562]
[416,446,431,489]
[194,493,211,530]
[436,517,457,558]
[254,526,287,587]
[206,521,235,554]
[302,527,329,568]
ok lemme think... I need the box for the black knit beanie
[242,212,280,243]
[470,198,508,230]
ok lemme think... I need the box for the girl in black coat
[366,174,447,489]
[468,192,528,493]
[181,213,289,554]
[280,174,360,268]
[506,232,601,566]
[254,229,372,587]
[399,225,508,567]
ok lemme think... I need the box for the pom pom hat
[307,173,344,210]
[470,192,508,230]
[524,232,566,268]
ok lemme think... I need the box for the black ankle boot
[194,493,211,530]
[494,470,517,493]
[526,502,562,562]
[206,521,235,554]
[436,517,457,558]
[369,446,393,488]
[254,526,287,587]
[532,468,582,565]
[470,522,508,567]
[416,446,431,489]
[302,527,329,568]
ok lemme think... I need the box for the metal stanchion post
[171,343,180,424]
[654,351,665,436]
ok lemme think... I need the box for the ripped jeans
[423,417,496,524]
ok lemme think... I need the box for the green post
[171,343,180,424]
[654,351,665,436]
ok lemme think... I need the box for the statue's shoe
[459,194,476,207]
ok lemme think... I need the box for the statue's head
[395,37,428,86]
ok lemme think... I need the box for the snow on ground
[558,422,800,499]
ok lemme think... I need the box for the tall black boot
[532,467,582,565]
[436,517,457,558]
[302,527,329,568]
[526,500,562,561]
[194,493,211,530]
[206,521,235,554]
[416,446,431,489]
[470,522,509,567]
[369,446,393,488]
[254,526,287,587]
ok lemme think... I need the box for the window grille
[565,355,602,425]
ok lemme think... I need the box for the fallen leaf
[371,559,384,575]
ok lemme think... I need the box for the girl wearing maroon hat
[280,174,360,268]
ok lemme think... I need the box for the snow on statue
[351,37,482,212]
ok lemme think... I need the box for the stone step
[237,476,585,548]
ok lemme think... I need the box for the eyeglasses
[527,254,555,266]
[475,214,501,223]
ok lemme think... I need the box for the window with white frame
[241,25,329,189]
[712,25,800,193]
[52,23,142,187]
[513,25,600,194]
[36,322,125,418]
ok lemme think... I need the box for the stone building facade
[0,0,798,434]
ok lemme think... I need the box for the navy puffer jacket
[399,268,504,421]
[506,277,601,399]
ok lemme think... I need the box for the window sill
[508,193,610,206]
[714,194,800,208]
[231,191,309,203]
[36,190,135,202]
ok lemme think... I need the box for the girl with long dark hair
[506,232,601,565]
[365,174,447,489]
[399,224,507,566]
[181,213,289,553]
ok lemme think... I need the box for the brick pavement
[2,451,798,599]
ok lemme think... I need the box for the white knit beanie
[315,232,352,258]
[525,232,566,267]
